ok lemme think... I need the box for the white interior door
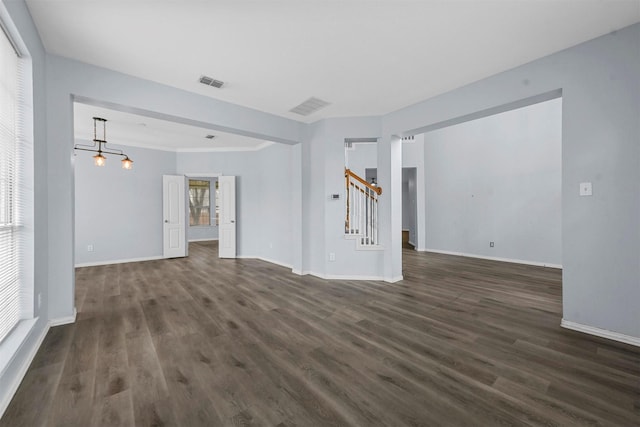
[163,175,186,258]
[218,175,236,258]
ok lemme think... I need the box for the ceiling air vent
[289,97,330,116]
[205,134,215,139]
[345,137,379,144]
[199,75,224,88]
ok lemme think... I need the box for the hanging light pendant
[74,116,134,169]
[121,156,133,170]
[93,152,106,167]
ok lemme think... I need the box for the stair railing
[345,168,382,246]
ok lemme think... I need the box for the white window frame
[0,1,35,366]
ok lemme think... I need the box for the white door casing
[163,175,186,258]
[218,175,236,258]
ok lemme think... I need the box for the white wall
[423,98,562,265]
[74,145,177,265]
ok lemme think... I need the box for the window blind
[0,23,26,344]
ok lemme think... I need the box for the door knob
[164,220,168,223]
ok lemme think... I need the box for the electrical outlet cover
[579,182,592,196]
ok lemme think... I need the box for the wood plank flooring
[2,242,639,426]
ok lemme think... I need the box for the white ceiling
[74,103,271,151]
[27,0,640,127]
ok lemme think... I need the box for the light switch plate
[579,182,592,196]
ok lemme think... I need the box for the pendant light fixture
[74,117,133,169]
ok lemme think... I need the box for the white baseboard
[49,308,77,327]
[240,259,383,280]
[326,274,384,281]
[385,275,404,283]
[423,248,562,269]
[258,257,292,270]
[355,244,384,251]
[296,270,384,281]
[236,255,292,270]
[561,319,640,347]
[188,238,218,242]
[0,318,48,419]
[75,255,163,268]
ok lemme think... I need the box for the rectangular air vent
[199,75,224,88]
[345,137,379,144]
[289,97,330,116]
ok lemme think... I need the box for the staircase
[345,168,382,249]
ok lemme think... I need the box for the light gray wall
[423,98,562,265]
[74,145,176,265]
[384,24,640,338]
[187,177,218,242]
[346,142,377,178]
[301,121,327,275]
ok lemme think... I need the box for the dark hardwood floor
[2,242,639,426]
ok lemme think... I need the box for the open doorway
[415,96,562,267]
[402,168,417,249]
[364,167,418,250]
[72,102,256,267]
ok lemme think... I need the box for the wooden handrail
[345,168,382,195]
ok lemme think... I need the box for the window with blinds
[0,23,31,344]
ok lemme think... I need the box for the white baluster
[367,192,371,245]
